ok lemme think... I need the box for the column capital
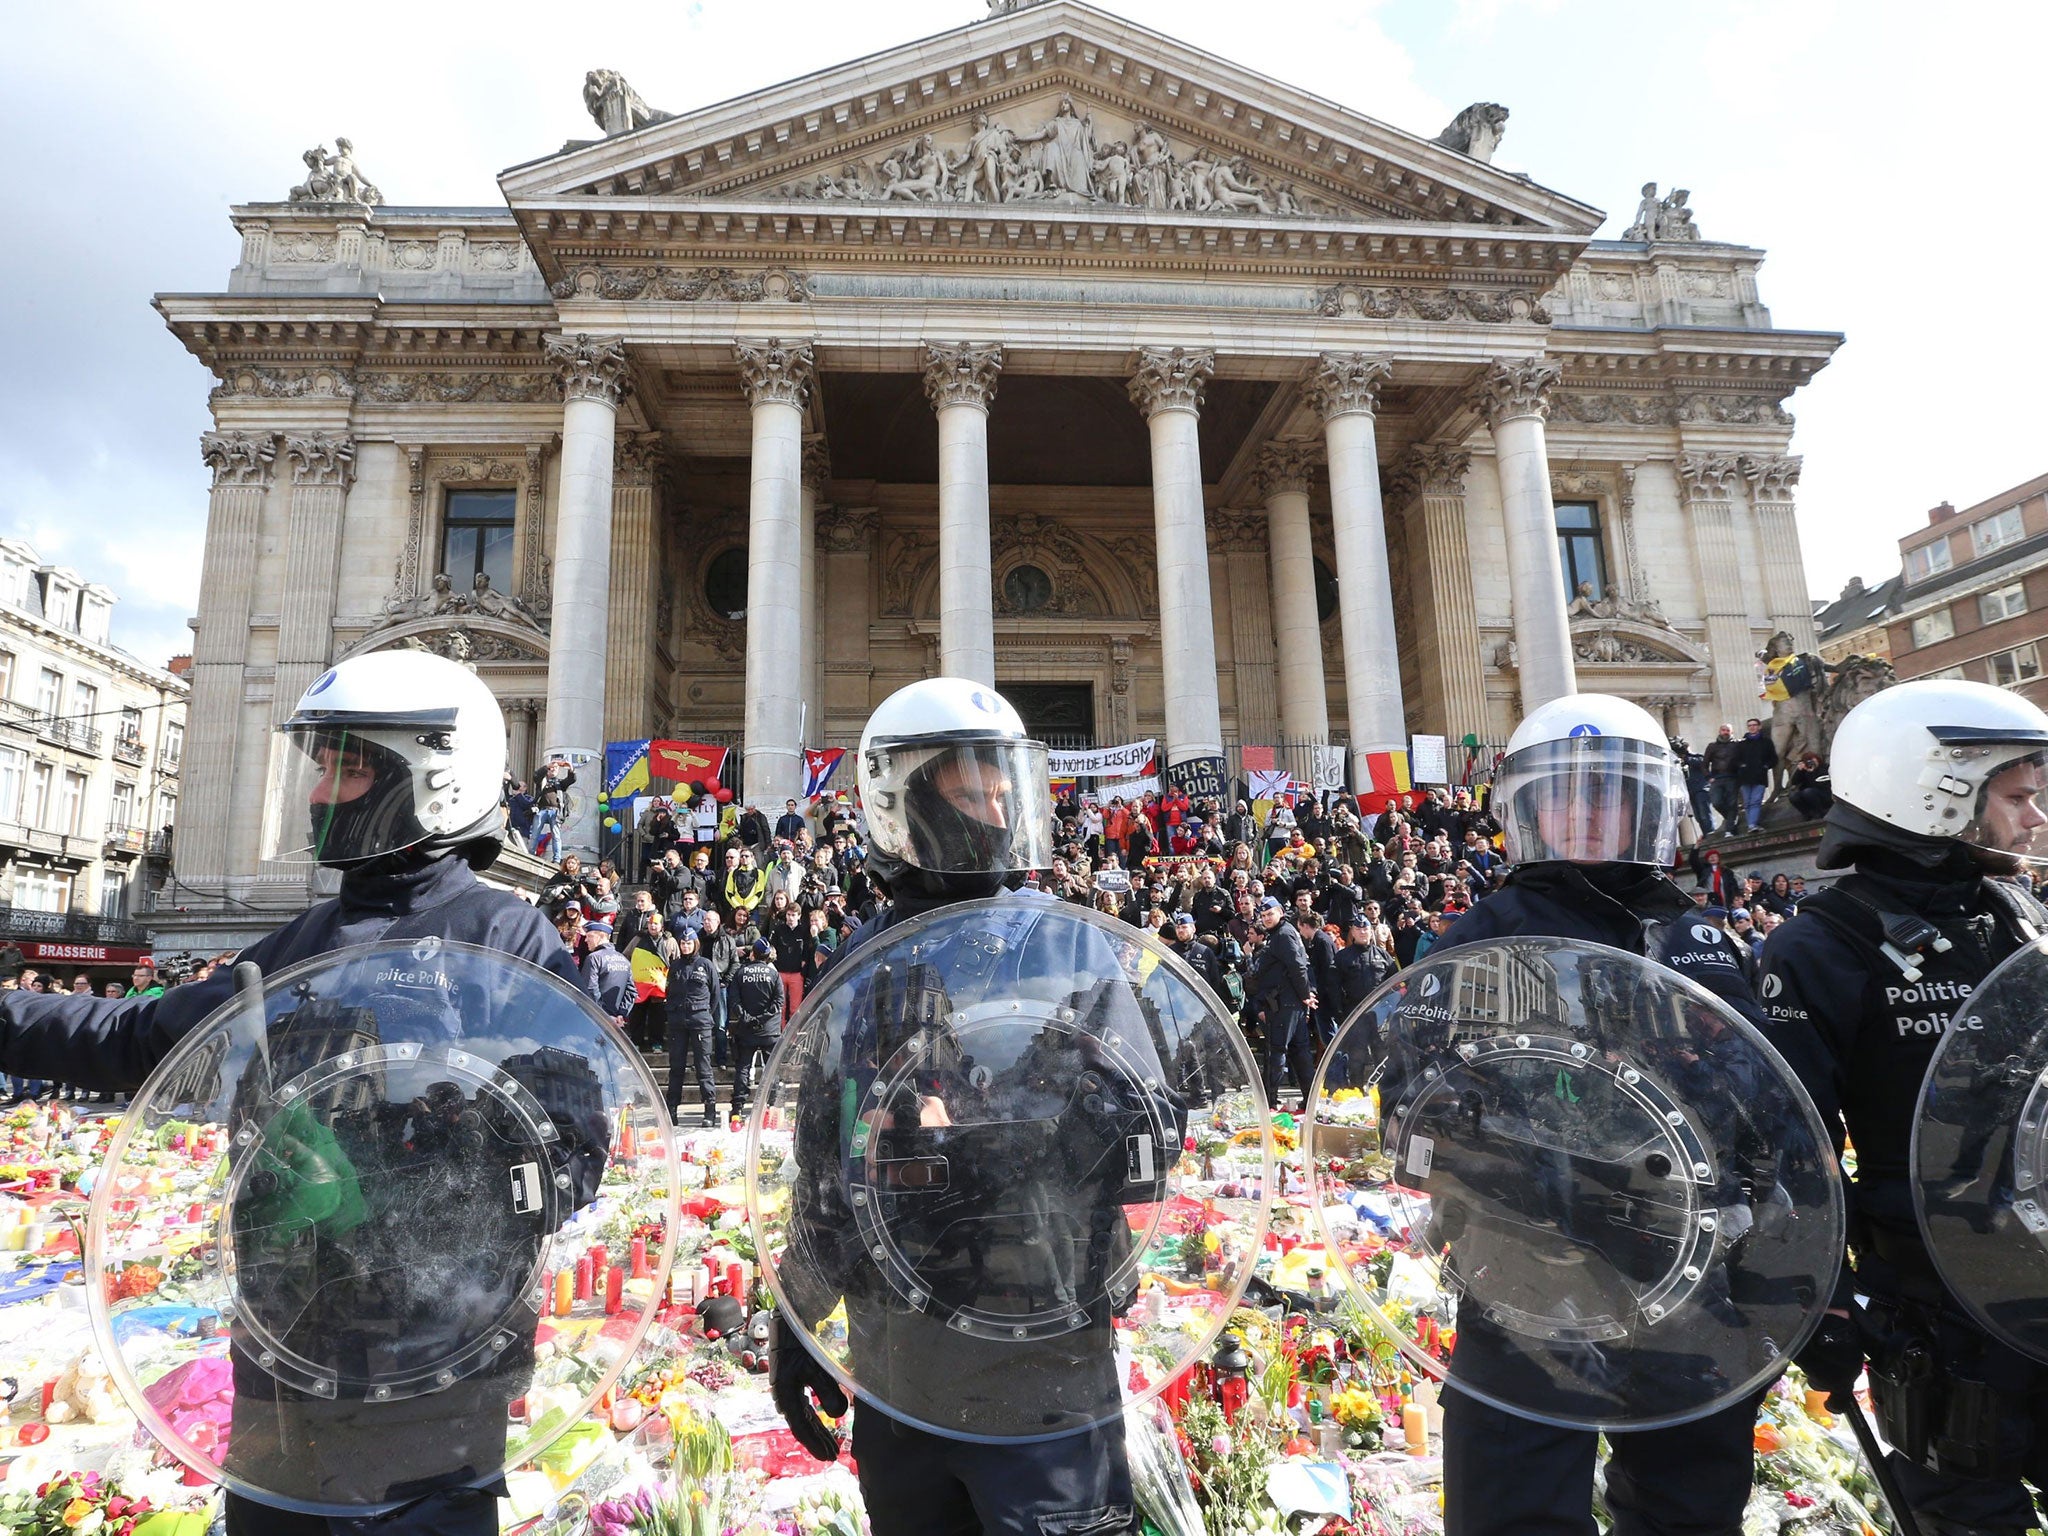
[544,332,630,408]
[1473,357,1562,427]
[1210,508,1268,554]
[921,342,1004,412]
[1254,439,1320,500]
[1677,450,1744,500]
[734,339,815,410]
[801,435,832,486]
[283,433,356,489]
[1305,352,1394,421]
[613,430,666,484]
[1386,443,1472,507]
[1127,346,1215,418]
[1740,453,1802,501]
[200,430,276,487]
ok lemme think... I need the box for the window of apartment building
[1910,608,1957,648]
[99,871,127,921]
[1928,665,1969,681]
[72,681,97,724]
[1991,643,2044,689]
[108,781,134,832]
[155,788,176,832]
[1981,581,2030,625]
[55,771,85,837]
[0,748,22,823]
[23,763,51,827]
[117,706,142,745]
[1974,506,2027,558]
[163,721,183,768]
[33,668,60,719]
[1555,502,1607,600]
[441,489,517,596]
[0,560,26,610]
[0,651,13,702]
[13,867,72,913]
[1907,540,1954,583]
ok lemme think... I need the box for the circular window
[1002,564,1054,614]
[1314,557,1339,624]
[704,547,748,622]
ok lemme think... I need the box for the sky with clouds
[4,0,2043,671]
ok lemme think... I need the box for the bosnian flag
[804,748,847,799]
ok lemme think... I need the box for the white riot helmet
[1494,693,1684,866]
[1824,679,2048,869]
[259,651,508,869]
[857,678,1053,886]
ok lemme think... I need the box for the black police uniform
[792,889,1148,1536]
[1168,932,1229,1002]
[0,851,583,1536]
[664,950,724,1126]
[1759,834,2048,1534]
[726,956,787,1122]
[1243,918,1316,1102]
[1435,860,1773,1536]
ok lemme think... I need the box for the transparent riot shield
[1915,936,2048,1361]
[85,939,677,1516]
[747,897,1272,1442]
[1306,936,1843,1430]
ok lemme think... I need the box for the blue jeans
[1741,782,1767,830]
[530,807,560,857]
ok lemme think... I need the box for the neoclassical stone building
[157,0,1839,946]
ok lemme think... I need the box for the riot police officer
[1436,693,1772,1536]
[1166,910,1229,1001]
[727,938,787,1124]
[1760,680,2048,1535]
[0,650,583,1536]
[769,678,1148,1536]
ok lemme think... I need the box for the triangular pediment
[501,1,1601,238]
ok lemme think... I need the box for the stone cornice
[921,342,1005,412]
[1127,345,1214,417]
[734,339,816,409]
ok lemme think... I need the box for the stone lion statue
[1432,103,1509,164]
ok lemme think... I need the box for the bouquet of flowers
[0,1472,160,1536]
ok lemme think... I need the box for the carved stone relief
[211,366,356,402]
[1316,284,1548,324]
[356,372,562,405]
[550,265,812,303]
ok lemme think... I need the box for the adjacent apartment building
[1887,472,2048,703]
[0,539,186,981]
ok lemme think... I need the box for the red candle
[630,1238,649,1280]
[725,1261,743,1298]
[589,1243,608,1275]
[185,1202,202,1224]
[574,1256,594,1301]
[604,1265,624,1316]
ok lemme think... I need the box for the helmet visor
[260,726,433,866]
[1947,746,2048,868]
[869,739,1054,875]
[1495,736,1681,867]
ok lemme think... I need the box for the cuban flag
[804,748,847,799]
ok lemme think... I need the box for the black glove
[1796,1309,1864,1411]
[769,1310,848,1462]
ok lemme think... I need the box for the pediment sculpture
[288,139,382,206]
[779,93,1337,217]
[377,571,547,632]
[1622,182,1702,243]
[1431,103,1509,164]
[1565,581,1669,629]
[585,70,672,138]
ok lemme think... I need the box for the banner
[1359,749,1413,808]
[1410,734,1449,786]
[629,946,669,1003]
[1047,739,1157,778]
[803,748,846,799]
[1248,767,1292,801]
[1094,774,1160,801]
[1241,745,1277,773]
[649,740,729,788]
[1141,853,1227,883]
[1093,868,1132,895]
[1166,754,1227,802]
[1311,745,1348,794]
[604,739,653,800]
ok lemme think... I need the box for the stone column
[1476,358,1577,710]
[1679,452,1761,728]
[541,333,628,858]
[274,435,356,717]
[800,438,829,741]
[1388,445,1487,742]
[1307,354,1406,784]
[1255,440,1329,743]
[922,343,1003,686]
[819,505,878,730]
[1129,347,1225,793]
[182,432,276,880]
[736,340,813,807]
[505,699,541,791]
[1214,510,1279,745]
[604,431,664,744]
[1742,454,1817,650]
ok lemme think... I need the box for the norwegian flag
[803,748,847,799]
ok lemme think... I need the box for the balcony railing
[159,749,181,776]
[0,906,151,948]
[0,821,79,859]
[146,829,173,859]
[0,699,102,756]
[103,826,148,860]
[111,734,147,766]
